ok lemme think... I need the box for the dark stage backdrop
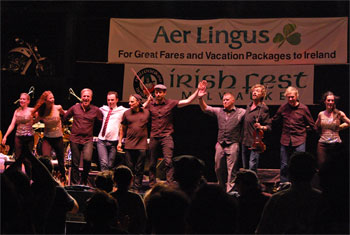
[1,1,349,181]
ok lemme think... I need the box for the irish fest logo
[133,68,164,99]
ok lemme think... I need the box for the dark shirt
[64,103,103,144]
[242,102,272,146]
[121,108,150,150]
[272,102,315,146]
[147,99,179,138]
[204,105,246,145]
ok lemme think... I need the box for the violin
[249,105,266,153]
[251,127,266,153]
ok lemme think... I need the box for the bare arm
[339,111,350,130]
[69,194,79,214]
[57,105,66,115]
[117,123,126,152]
[315,112,322,132]
[2,110,17,145]
[198,96,208,112]
[178,88,199,108]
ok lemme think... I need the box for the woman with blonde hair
[2,93,35,177]
[32,91,66,182]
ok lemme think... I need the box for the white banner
[123,64,314,105]
[109,18,347,65]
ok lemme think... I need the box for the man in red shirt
[64,88,103,185]
[272,86,315,183]
[144,84,199,187]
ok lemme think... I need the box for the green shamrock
[273,24,301,48]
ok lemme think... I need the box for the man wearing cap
[117,94,150,192]
[144,84,199,187]
[97,91,128,171]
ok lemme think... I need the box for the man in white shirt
[97,91,128,171]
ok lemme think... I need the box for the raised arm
[198,96,208,112]
[68,193,80,214]
[143,94,153,108]
[197,80,208,111]
[178,88,199,108]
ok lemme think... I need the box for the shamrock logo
[273,24,301,48]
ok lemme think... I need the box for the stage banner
[122,64,314,105]
[109,18,347,65]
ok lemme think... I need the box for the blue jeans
[280,142,306,183]
[242,145,260,172]
[97,139,118,171]
[214,142,239,193]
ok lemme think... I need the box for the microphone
[69,88,82,102]
[31,86,35,99]
[14,86,35,104]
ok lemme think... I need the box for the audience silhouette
[1,149,348,234]
[38,157,79,234]
[256,151,322,234]
[2,149,56,233]
[173,154,207,199]
[187,183,238,234]
[145,184,190,234]
[95,170,114,193]
[312,153,349,234]
[234,169,271,234]
[110,165,147,234]
[81,190,127,234]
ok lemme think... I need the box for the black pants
[42,136,65,176]
[14,135,34,178]
[70,141,93,185]
[149,135,174,186]
[125,149,146,190]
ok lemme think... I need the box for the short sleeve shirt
[121,108,150,150]
[147,99,179,137]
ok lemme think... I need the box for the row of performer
[2,81,349,192]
